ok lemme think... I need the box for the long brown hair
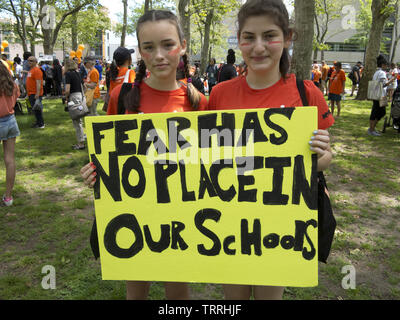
[0,61,15,96]
[237,0,293,79]
[123,10,202,113]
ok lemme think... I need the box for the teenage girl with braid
[80,9,208,300]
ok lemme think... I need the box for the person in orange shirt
[102,47,136,112]
[209,0,334,300]
[312,64,321,88]
[109,47,136,93]
[328,61,346,118]
[80,9,208,300]
[83,57,100,116]
[26,56,45,128]
[320,60,330,95]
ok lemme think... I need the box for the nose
[253,37,266,54]
[154,46,164,61]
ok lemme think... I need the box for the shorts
[328,93,342,101]
[0,114,20,141]
[370,100,386,121]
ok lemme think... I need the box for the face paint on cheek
[168,46,181,57]
[267,41,283,46]
[240,42,251,47]
[141,52,151,60]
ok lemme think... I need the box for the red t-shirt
[107,81,208,115]
[209,74,334,130]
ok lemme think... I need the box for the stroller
[383,87,400,133]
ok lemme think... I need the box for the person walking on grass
[64,59,86,150]
[320,61,330,95]
[0,61,21,206]
[83,57,100,116]
[328,61,346,118]
[26,56,45,129]
[368,55,395,136]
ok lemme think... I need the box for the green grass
[0,86,399,300]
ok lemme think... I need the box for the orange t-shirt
[209,74,334,130]
[109,67,136,93]
[26,66,44,96]
[0,83,20,117]
[312,70,321,82]
[321,65,330,81]
[329,69,346,95]
[107,81,208,115]
[87,68,100,99]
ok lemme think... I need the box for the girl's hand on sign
[80,162,97,188]
[310,129,332,171]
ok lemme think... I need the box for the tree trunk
[178,0,191,55]
[291,0,315,80]
[313,49,318,61]
[30,42,35,56]
[71,12,78,51]
[144,0,150,12]
[356,0,392,100]
[390,0,399,62]
[42,28,53,54]
[200,9,214,75]
[121,0,128,47]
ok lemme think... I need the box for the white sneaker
[367,128,380,136]
[373,130,382,136]
[2,195,13,206]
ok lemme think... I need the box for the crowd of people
[310,57,400,135]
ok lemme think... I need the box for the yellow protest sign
[85,107,319,287]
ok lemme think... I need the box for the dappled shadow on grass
[0,99,121,299]
[322,98,400,299]
[14,100,93,180]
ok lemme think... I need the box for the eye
[242,35,254,41]
[165,43,174,48]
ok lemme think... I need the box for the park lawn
[0,90,399,300]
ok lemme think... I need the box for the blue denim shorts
[0,114,20,141]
